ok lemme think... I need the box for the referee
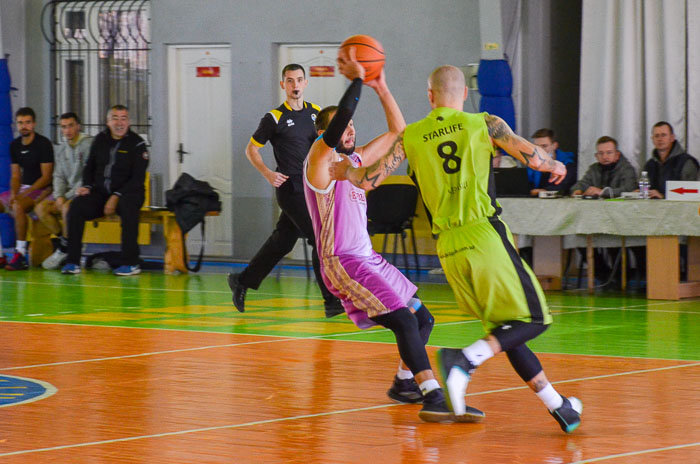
[228,64,343,317]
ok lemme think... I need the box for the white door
[278,44,346,108]
[168,45,232,257]
[278,45,346,261]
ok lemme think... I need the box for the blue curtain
[0,58,14,248]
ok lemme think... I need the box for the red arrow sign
[670,187,699,195]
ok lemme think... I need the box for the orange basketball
[339,35,385,82]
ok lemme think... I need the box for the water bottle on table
[638,171,650,199]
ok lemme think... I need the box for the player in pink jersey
[303,47,483,423]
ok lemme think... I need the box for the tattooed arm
[485,114,567,184]
[329,131,407,191]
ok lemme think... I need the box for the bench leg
[29,219,54,267]
[163,215,188,274]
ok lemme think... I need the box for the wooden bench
[28,209,219,274]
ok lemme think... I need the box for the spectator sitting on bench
[34,112,93,269]
[61,105,148,276]
[0,107,54,270]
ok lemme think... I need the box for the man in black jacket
[643,121,699,199]
[61,105,148,275]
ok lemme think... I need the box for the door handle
[177,143,189,163]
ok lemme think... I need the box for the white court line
[571,442,700,463]
[1,311,698,371]
[0,362,698,458]
[2,318,697,373]
[0,402,404,457]
[0,337,297,371]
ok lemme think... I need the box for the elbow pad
[322,78,362,148]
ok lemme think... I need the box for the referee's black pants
[66,191,144,266]
[238,182,335,303]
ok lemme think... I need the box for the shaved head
[428,65,466,99]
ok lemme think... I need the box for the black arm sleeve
[322,78,363,148]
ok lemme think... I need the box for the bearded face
[335,141,356,155]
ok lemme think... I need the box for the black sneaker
[418,388,454,423]
[324,298,344,318]
[227,272,247,313]
[436,348,476,416]
[550,395,583,433]
[418,388,485,423]
[387,376,423,404]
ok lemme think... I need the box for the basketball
[339,35,385,82]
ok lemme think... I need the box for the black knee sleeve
[409,298,434,345]
[371,307,431,375]
[491,320,548,352]
[505,344,543,382]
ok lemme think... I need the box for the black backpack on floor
[165,173,222,272]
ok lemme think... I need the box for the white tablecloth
[499,198,700,248]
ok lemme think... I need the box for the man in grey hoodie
[35,112,93,269]
[571,136,637,198]
[642,121,699,199]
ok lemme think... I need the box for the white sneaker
[42,249,68,270]
[91,258,112,270]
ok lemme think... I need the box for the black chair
[366,184,420,274]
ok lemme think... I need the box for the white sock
[536,383,564,411]
[396,366,413,380]
[462,339,495,368]
[419,379,440,395]
[16,240,28,256]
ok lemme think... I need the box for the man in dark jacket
[572,136,639,287]
[643,122,699,199]
[571,136,637,198]
[61,105,148,276]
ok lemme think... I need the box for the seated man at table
[571,136,637,198]
[642,121,699,199]
[528,128,577,196]
[572,136,640,286]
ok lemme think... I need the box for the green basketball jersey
[403,108,498,234]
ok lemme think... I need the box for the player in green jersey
[330,65,582,433]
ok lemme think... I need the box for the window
[42,0,151,140]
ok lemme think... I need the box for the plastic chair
[366,184,420,274]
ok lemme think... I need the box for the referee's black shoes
[227,272,247,313]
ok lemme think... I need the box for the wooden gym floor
[0,266,699,463]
